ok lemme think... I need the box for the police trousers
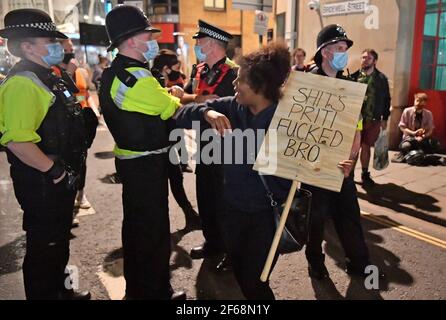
[168,160,192,210]
[303,177,370,269]
[221,206,278,300]
[115,153,172,299]
[10,164,75,300]
[195,163,225,252]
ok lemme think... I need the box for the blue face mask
[329,52,349,71]
[41,43,64,67]
[194,45,207,62]
[136,39,159,61]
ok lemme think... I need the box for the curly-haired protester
[175,42,352,300]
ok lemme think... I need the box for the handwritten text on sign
[254,72,367,192]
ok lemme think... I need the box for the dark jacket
[175,96,292,213]
[351,68,391,121]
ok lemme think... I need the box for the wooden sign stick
[260,180,299,282]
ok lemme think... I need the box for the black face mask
[63,53,75,64]
[168,70,181,81]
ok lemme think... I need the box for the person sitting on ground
[399,92,438,157]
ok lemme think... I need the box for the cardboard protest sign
[254,71,367,192]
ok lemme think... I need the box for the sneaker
[391,152,406,163]
[75,195,91,209]
[361,172,376,186]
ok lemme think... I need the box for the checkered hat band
[199,26,229,42]
[6,22,57,32]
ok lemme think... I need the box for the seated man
[399,92,438,157]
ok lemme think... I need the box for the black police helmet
[0,9,68,40]
[405,149,426,166]
[105,5,160,52]
[314,24,353,65]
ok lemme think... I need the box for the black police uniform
[304,25,370,278]
[0,9,91,300]
[100,5,179,299]
[184,20,238,258]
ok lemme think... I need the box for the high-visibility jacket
[0,59,88,171]
[99,54,180,160]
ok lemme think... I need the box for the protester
[176,42,291,299]
[92,55,110,91]
[153,49,187,88]
[152,50,200,229]
[351,49,391,186]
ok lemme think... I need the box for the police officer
[304,24,372,279]
[184,20,238,265]
[0,9,91,300]
[100,5,185,300]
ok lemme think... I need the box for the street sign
[254,10,269,35]
[232,0,273,13]
[254,72,367,192]
[321,0,369,17]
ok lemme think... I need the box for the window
[148,0,179,15]
[276,13,285,40]
[420,0,446,90]
[204,0,226,11]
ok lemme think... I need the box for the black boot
[58,289,91,300]
[171,291,187,300]
[361,171,376,186]
[182,205,201,230]
[190,242,220,260]
[307,255,329,280]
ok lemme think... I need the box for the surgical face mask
[63,52,75,64]
[167,69,181,81]
[136,39,159,62]
[194,40,212,62]
[329,51,349,71]
[194,45,207,62]
[40,43,64,67]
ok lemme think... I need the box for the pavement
[0,126,445,300]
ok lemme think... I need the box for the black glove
[45,161,80,191]
[44,160,65,181]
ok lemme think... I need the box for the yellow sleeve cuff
[0,129,41,146]
[160,96,181,120]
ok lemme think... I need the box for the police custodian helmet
[314,24,353,65]
[105,5,160,52]
[0,8,68,40]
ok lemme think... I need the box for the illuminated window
[204,0,226,11]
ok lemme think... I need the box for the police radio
[52,77,82,116]
[205,68,222,86]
